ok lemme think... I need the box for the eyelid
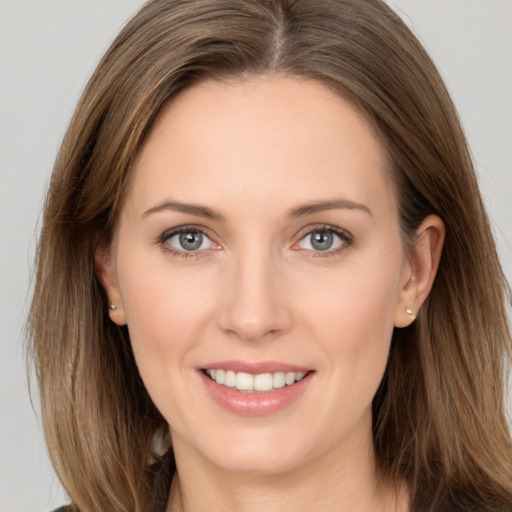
[292,224,354,254]
[157,224,221,257]
[156,223,353,258]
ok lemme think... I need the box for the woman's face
[100,76,417,475]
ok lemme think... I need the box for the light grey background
[1,1,511,511]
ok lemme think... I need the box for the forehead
[127,76,394,219]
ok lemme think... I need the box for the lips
[199,361,314,415]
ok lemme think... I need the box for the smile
[200,361,314,415]
[204,369,308,392]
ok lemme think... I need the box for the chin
[180,426,311,476]
[210,449,306,476]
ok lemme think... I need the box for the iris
[310,231,334,251]
[179,231,203,250]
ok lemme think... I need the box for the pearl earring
[406,307,416,320]
[109,304,117,314]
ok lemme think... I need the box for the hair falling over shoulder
[27,1,512,511]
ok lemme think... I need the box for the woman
[28,0,512,511]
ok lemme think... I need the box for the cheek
[303,252,402,336]
[117,262,221,432]
[114,239,219,394]
[120,265,216,356]
[300,249,404,397]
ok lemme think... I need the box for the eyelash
[157,224,354,259]
[294,224,354,258]
[157,225,218,259]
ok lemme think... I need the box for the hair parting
[28,1,512,511]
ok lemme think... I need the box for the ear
[394,215,445,327]
[94,243,127,326]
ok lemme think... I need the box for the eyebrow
[142,197,372,221]
[142,200,224,220]
[288,199,373,218]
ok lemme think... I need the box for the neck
[166,417,408,512]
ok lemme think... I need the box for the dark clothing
[50,450,174,512]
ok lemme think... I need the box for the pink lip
[201,360,311,374]
[198,361,314,416]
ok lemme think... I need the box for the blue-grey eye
[180,231,203,250]
[299,229,344,251]
[166,230,212,251]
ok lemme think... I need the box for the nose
[218,247,293,342]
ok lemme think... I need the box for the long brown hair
[28,1,512,511]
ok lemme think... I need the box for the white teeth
[272,372,286,389]
[236,372,253,390]
[285,372,296,385]
[254,373,273,391]
[224,370,236,387]
[206,369,309,392]
[215,369,225,385]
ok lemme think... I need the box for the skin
[96,76,444,512]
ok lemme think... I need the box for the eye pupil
[179,231,203,250]
[311,231,333,251]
